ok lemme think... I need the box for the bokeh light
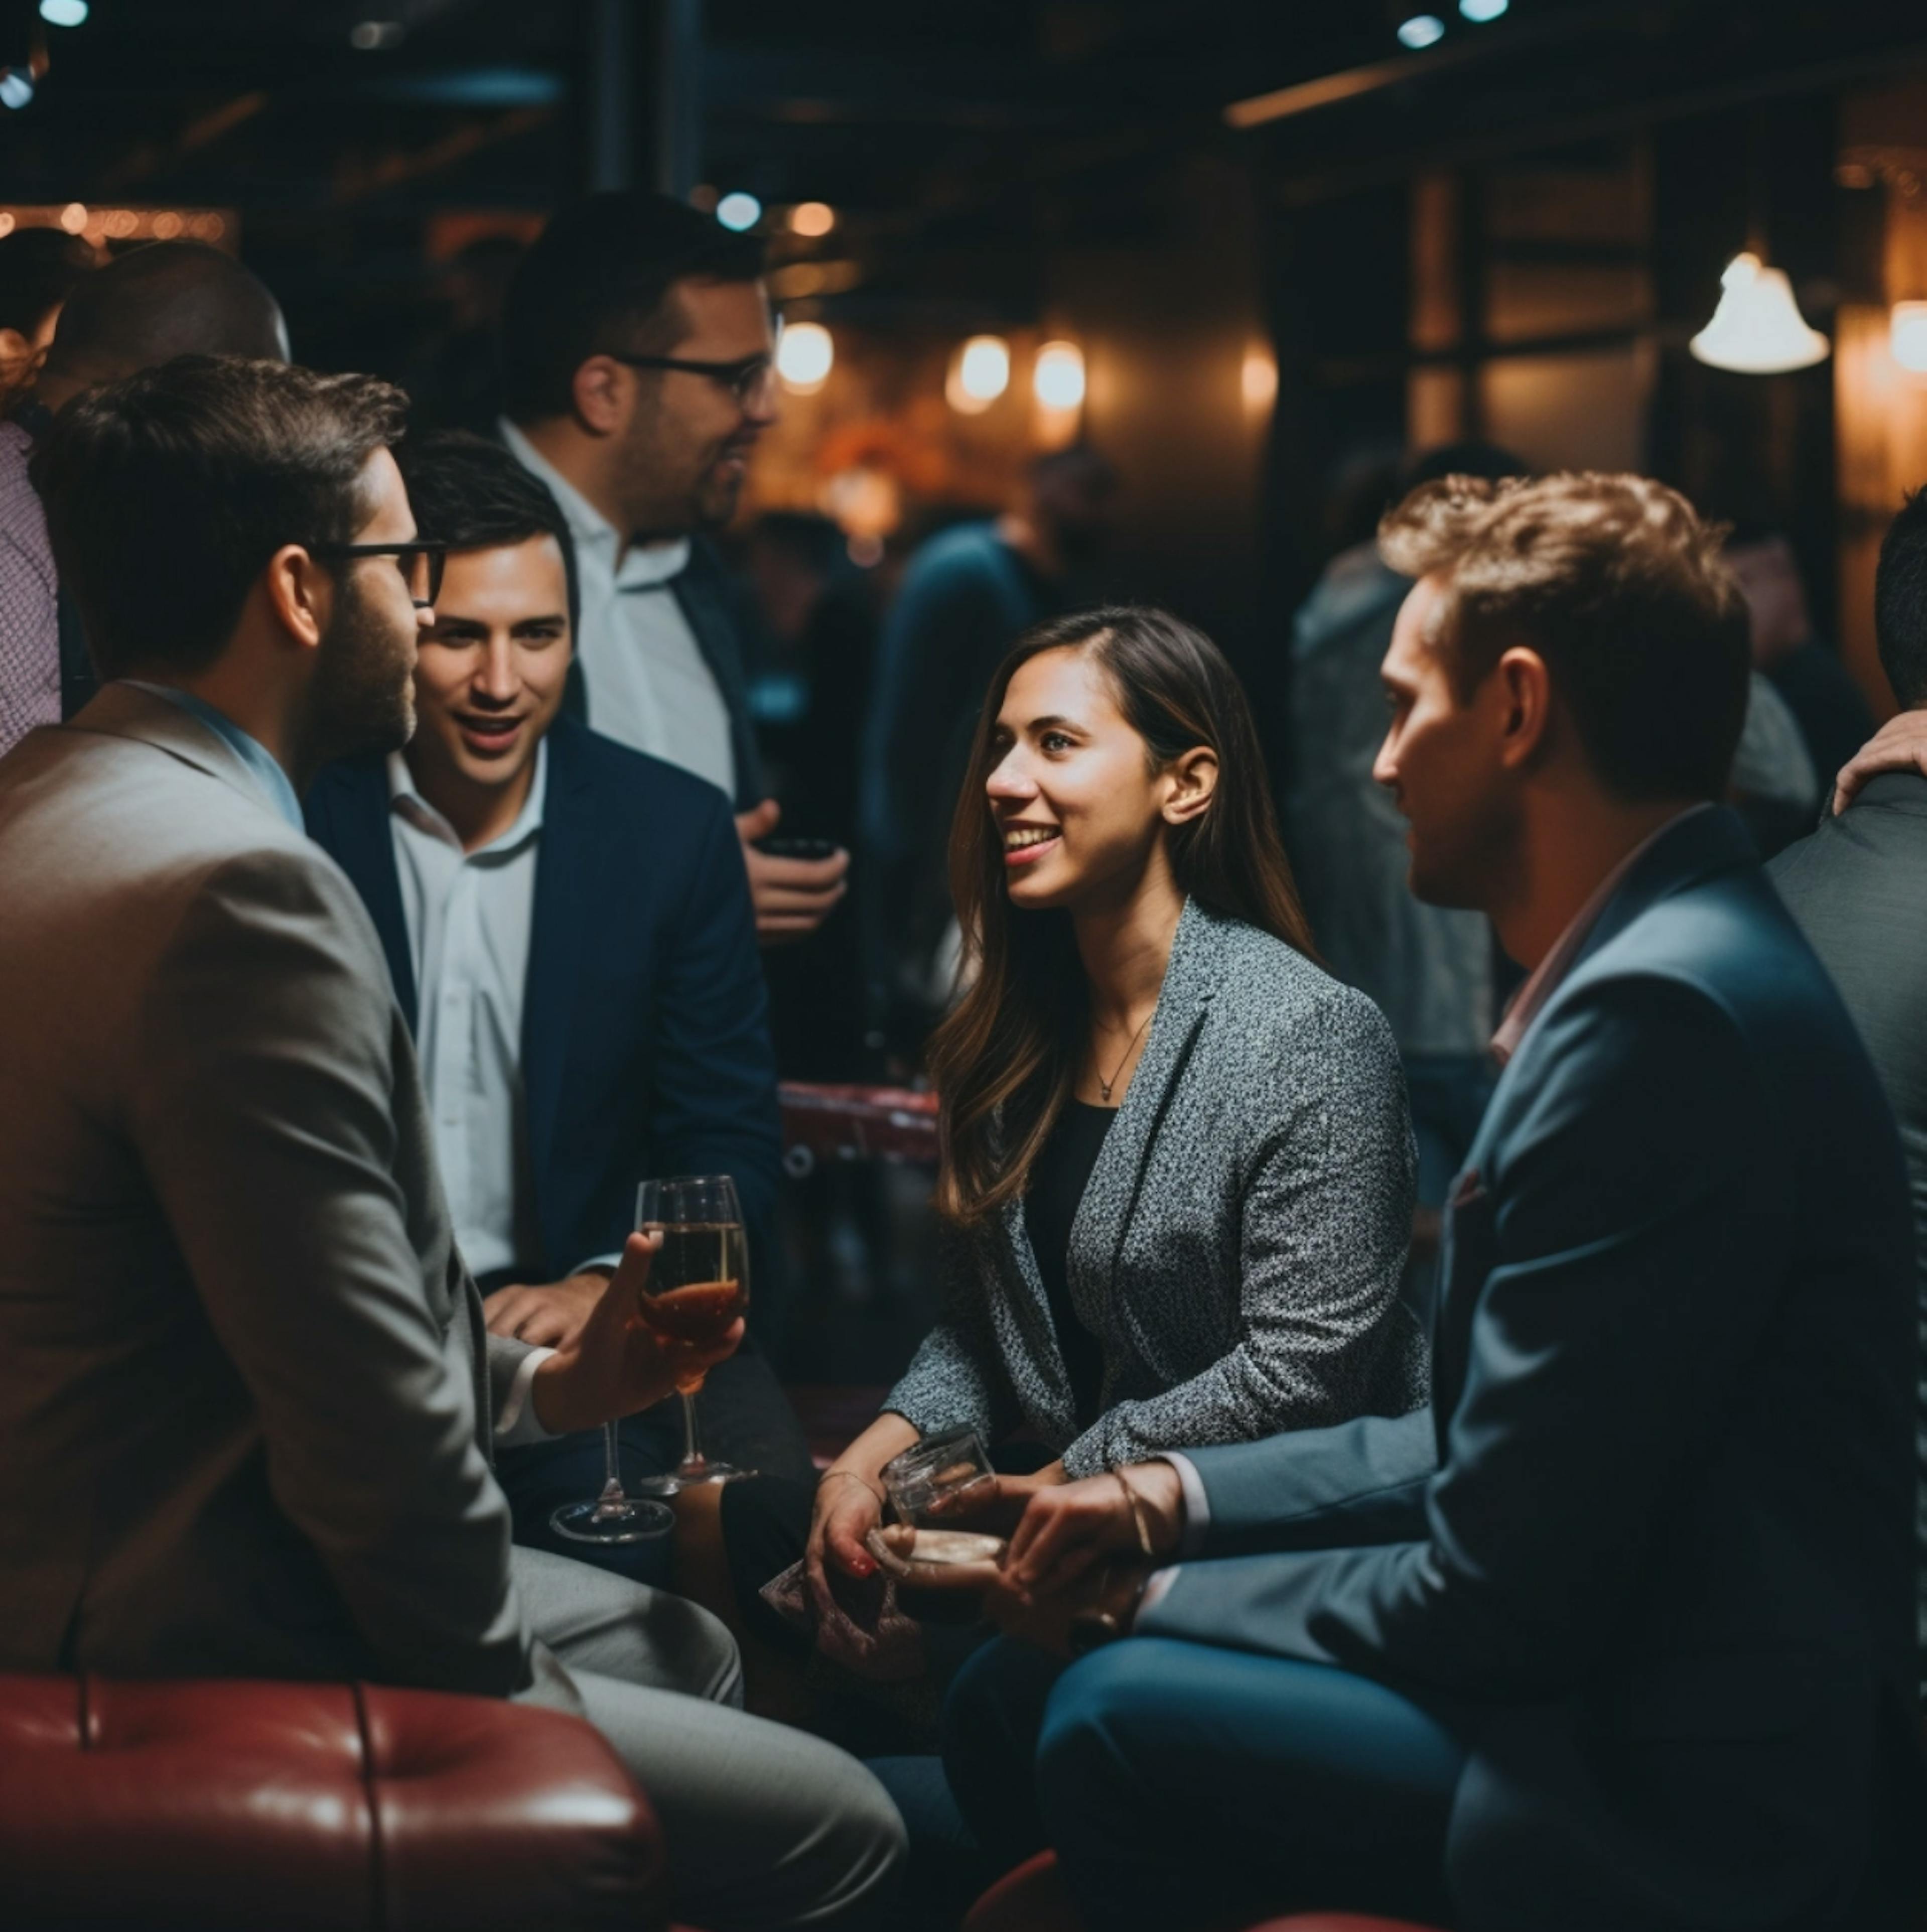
[790,201,835,238]
[947,335,1011,413]
[716,192,762,232]
[1033,341,1086,411]
[776,320,835,393]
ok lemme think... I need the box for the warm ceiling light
[948,335,1011,413]
[716,192,762,232]
[1689,252,1829,374]
[776,320,834,394]
[1458,0,1506,19]
[58,202,87,233]
[790,201,835,238]
[1034,341,1086,411]
[1397,15,1446,49]
[1242,345,1279,411]
[1892,302,1927,375]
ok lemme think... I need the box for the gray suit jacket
[1771,768,1927,1692]
[0,685,550,1700]
[886,899,1427,1478]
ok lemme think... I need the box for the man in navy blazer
[306,433,810,1565]
[930,475,1923,1930]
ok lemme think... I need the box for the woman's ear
[1162,746,1219,825]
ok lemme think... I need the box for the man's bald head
[42,240,286,388]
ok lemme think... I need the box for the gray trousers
[512,1547,906,1930]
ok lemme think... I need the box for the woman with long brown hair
[789,604,1426,1598]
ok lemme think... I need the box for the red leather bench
[962,1850,1446,1932]
[778,1080,939,1175]
[0,1672,666,1930]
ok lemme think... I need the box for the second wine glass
[631,1174,753,1491]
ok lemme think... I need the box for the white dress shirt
[500,419,736,799]
[388,744,547,1282]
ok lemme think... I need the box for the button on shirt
[387,746,548,1281]
[500,419,736,799]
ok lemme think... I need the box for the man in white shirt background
[305,432,815,1583]
[497,190,849,945]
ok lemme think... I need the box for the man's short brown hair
[32,354,407,681]
[1378,471,1750,802]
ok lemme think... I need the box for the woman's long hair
[928,605,1315,1226]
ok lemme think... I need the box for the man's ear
[1162,745,1219,825]
[1493,646,1554,771]
[571,357,631,437]
[0,327,35,378]
[262,545,332,653]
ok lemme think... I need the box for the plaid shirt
[0,418,60,759]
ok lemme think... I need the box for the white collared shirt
[500,418,736,799]
[387,744,548,1281]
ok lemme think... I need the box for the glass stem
[679,1390,706,1473]
[594,1419,625,1516]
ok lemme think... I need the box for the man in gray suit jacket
[1771,485,1927,1707]
[927,475,1921,1931]
[0,354,901,1930]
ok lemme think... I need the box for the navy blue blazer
[304,714,781,1283]
[1142,808,1924,1930]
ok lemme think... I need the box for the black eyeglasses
[607,348,777,407]
[305,541,447,609]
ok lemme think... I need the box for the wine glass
[630,1175,753,1492]
[547,1278,676,1547]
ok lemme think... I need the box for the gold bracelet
[1114,1468,1154,1558]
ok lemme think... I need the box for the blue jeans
[939,1635,1466,1930]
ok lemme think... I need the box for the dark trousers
[937,1633,1466,1931]
[495,1343,816,1589]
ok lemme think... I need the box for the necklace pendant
[1098,1080,1112,1102]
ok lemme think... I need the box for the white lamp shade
[1689,252,1829,374]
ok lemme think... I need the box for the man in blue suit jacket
[306,433,810,1568]
[929,475,1923,1930]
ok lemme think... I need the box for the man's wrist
[531,1349,593,1436]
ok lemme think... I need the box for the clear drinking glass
[631,1175,753,1492]
[881,1430,994,1524]
[547,1282,676,1545]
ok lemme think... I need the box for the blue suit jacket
[304,715,781,1283]
[1142,808,1923,1930]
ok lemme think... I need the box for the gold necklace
[1094,1004,1156,1104]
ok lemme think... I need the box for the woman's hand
[808,1468,886,1589]
[924,1461,1067,1537]
[1001,1462,1184,1597]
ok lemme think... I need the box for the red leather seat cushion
[0,1672,664,1930]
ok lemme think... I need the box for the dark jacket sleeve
[645,783,782,1254]
[1141,975,1786,1702]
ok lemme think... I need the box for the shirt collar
[1490,802,1715,1067]
[498,416,691,590]
[387,736,548,860]
[121,681,304,833]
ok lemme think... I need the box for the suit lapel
[310,757,417,1029]
[1075,896,1218,1318]
[670,540,762,809]
[523,720,593,1216]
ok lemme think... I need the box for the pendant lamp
[1689,251,1829,374]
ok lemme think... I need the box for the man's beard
[616,411,745,539]
[293,574,415,784]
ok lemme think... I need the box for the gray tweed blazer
[886,898,1427,1478]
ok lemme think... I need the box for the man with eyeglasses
[498,191,849,945]
[0,354,906,1930]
